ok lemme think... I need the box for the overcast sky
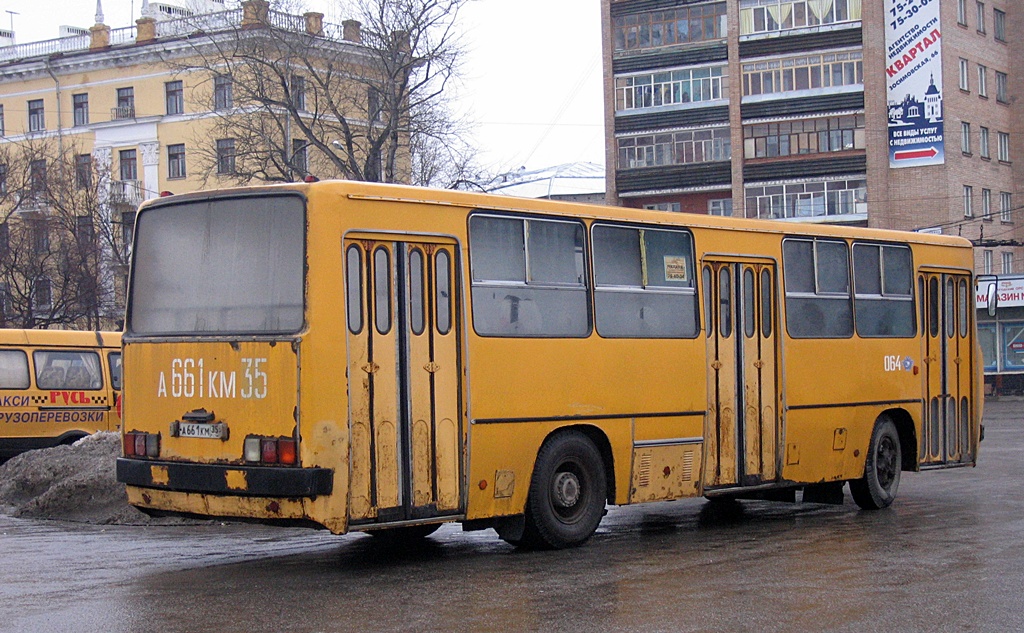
[0,0,605,176]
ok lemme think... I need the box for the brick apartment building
[601,0,1022,275]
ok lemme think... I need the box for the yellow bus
[116,181,981,548]
[0,329,122,462]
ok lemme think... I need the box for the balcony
[109,180,143,207]
[111,106,136,121]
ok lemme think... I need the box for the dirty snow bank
[0,432,193,525]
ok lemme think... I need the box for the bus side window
[373,247,393,335]
[761,268,772,338]
[928,276,939,337]
[783,238,852,338]
[958,279,968,338]
[409,248,425,335]
[346,245,363,334]
[743,267,755,338]
[436,250,452,335]
[0,350,30,389]
[109,352,123,391]
[703,265,713,338]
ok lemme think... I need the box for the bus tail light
[124,432,160,458]
[244,435,298,466]
[278,438,297,465]
[261,438,279,464]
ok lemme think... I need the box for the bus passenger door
[345,238,464,525]
[703,259,779,489]
[921,272,974,465]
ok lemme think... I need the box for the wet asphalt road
[1,400,1022,633]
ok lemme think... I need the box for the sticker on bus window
[664,256,688,282]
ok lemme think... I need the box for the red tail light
[124,431,161,458]
[124,432,137,456]
[278,438,297,465]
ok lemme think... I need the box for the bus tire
[519,430,607,549]
[850,416,901,510]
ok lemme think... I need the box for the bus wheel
[519,430,607,549]
[850,416,901,510]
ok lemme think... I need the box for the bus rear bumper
[116,458,334,498]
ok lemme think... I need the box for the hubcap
[552,471,581,508]
[877,436,898,489]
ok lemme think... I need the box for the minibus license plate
[172,421,228,440]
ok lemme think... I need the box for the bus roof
[140,180,974,251]
[0,329,121,349]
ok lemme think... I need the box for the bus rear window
[129,195,304,335]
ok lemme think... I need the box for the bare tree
[0,139,128,330]
[169,0,469,186]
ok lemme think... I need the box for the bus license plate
[171,421,228,440]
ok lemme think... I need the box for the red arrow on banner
[894,146,939,161]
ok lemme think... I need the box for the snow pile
[0,432,155,524]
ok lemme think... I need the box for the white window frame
[959,59,970,91]
[980,126,990,158]
[982,188,991,219]
[1000,192,1012,222]
[983,250,992,274]
[997,131,1010,162]
[978,65,987,97]
[1002,251,1013,274]
[957,0,967,24]
[963,185,974,217]
[961,121,971,154]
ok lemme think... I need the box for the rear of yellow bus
[116,188,346,531]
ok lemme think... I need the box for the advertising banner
[884,0,944,168]
[977,277,1024,309]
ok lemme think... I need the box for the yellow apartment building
[0,0,380,329]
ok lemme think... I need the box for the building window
[121,210,136,251]
[982,188,991,219]
[997,131,1010,162]
[993,9,1005,41]
[29,159,46,196]
[957,0,967,24]
[976,1,985,32]
[745,178,866,219]
[983,250,992,274]
[1000,192,1012,222]
[963,185,974,217]
[0,223,7,259]
[119,149,137,181]
[709,199,733,216]
[165,80,183,115]
[979,127,989,158]
[958,59,970,91]
[995,72,1007,103]
[742,50,863,97]
[619,126,731,168]
[738,0,861,36]
[167,144,186,179]
[214,75,233,110]
[28,99,44,132]
[978,65,987,97]
[0,104,4,136]
[75,154,92,190]
[1003,251,1014,274]
[0,164,6,193]
[643,202,682,212]
[613,2,727,51]
[744,114,865,159]
[33,278,51,312]
[291,139,307,174]
[114,87,135,119]
[961,122,971,154]
[75,215,95,245]
[73,93,89,126]
[216,139,236,174]
[31,219,48,253]
[291,75,306,110]
[615,64,727,111]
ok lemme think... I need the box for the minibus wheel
[849,416,901,510]
[519,430,607,549]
